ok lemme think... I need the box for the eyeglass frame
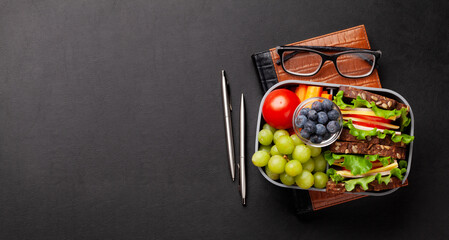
[276,45,382,79]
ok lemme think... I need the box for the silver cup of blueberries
[292,97,343,147]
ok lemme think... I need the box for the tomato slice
[371,160,386,169]
[345,114,392,123]
[340,108,398,121]
[352,120,388,129]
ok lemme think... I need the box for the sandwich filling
[325,86,414,193]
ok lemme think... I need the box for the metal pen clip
[224,71,232,111]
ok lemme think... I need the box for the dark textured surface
[0,0,448,239]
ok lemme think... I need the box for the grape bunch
[252,123,329,189]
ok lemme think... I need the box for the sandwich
[325,86,414,193]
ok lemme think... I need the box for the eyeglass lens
[336,53,375,77]
[282,50,322,75]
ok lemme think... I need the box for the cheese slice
[343,116,400,129]
[352,123,402,135]
[336,160,398,178]
[341,108,397,120]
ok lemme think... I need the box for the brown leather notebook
[268,25,382,88]
[252,25,381,213]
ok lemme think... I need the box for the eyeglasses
[276,46,382,79]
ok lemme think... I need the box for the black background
[0,1,448,239]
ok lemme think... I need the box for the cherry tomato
[262,89,300,129]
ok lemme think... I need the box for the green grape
[313,172,328,189]
[252,151,270,167]
[292,145,311,163]
[268,155,287,174]
[258,145,272,154]
[270,145,281,156]
[258,129,273,146]
[280,172,295,186]
[275,135,295,155]
[284,160,303,177]
[273,129,289,144]
[302,158,315,172]
[307,145,322,157]
[313,154,327,173]
[290,134,304,145]
[262,123,276,134]
[295,170,314,189]
[265,166,280,180]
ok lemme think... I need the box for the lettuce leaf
[344,120,378,140]
[324,151,335,166]
[345,175,377,191]
[400,108,412,132]
[378,156,391,166]
[333,90,411,131]
[326,168,344,183]
[344,120,414,144]
[333,90,352,109]
[390,131,415,144]
[390,168,404,180]
[375,173,391,185]
[398,160,408,174]
[327,166,405,191]
[324,150,391,175]
[340,154,373,176]
[399,160,408,169]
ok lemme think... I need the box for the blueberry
[327,109,340,121]
[304,120,316,134]
[307,110,318,121]
[295,115,308,129]
[310,135,323,144]
[317,111,328,124]
[322,99,333,112]
[300,107,310,116]
[315,124,326,136]
[300,129,311,139]
[323,131,331,140]
[327,120,341,134]
[311,101,323,112]
[308,119,318,125]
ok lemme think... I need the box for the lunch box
[254,80,414,196]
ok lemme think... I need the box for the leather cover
[252,25,383,213]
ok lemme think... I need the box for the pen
[221,70,236,182]
[239,93,246,206]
